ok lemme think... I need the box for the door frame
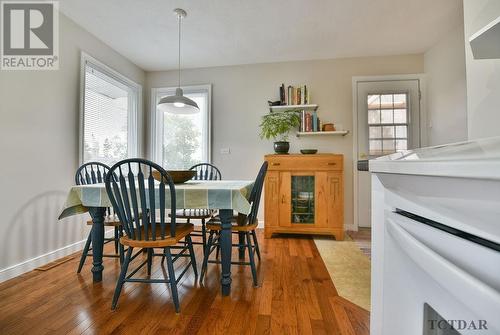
[351,74,427,231]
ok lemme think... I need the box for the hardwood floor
[0,230,369,335]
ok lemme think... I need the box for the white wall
[0,14,145,281]
[146,55,424,228]
[424,23,468,146]
[463,0,500,139]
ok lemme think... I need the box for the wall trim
[0,229,115,283]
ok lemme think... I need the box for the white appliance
[369,137,500,335]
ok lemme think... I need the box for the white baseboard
[0,229,115,283]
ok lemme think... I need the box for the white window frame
[79,52,142,165]
[150,84,212,165]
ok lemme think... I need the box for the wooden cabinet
[264,154,344,240]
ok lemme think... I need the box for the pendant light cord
[177,13,181,88]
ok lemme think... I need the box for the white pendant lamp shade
[158,8,199,114]
[158,88,199,114]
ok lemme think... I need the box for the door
[355,79,422,228]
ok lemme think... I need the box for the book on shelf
[281,84,310,105]
[299,110,321,132]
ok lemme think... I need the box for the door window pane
[381,110,393,124]
[367,95,380,109]
[383,140,395,152]
[382,126,395,138]
[393,94,407,108]
[380,94,393,109]
[394,109,407,123]
[369,126,382,138]
[395,125,407,138]
[367,93,409,156]
[368,110,381,124]
[396,140,407,151]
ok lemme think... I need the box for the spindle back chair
[105,158,197,312]
[75,162,123,273]
[174,163,223,257]
[190,163,222,181]
[201,161,268,286]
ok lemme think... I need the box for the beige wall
[463,0,500,139]
[146,54,424,227]
[424,23,468,145]
[0,14,145,280]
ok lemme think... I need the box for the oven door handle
[386,216,500,332]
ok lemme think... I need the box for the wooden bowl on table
[152,170,196,184]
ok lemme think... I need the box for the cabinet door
[288,172,317,226]
[325,172,343,229]
[264,171,280,227]
[278,172,292,227]
[315,172,328,227]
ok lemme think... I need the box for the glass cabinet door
[291,175,315,224]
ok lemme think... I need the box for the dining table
[58,179,255,296]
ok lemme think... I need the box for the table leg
[88,207,106,282]
[219,209,233,296]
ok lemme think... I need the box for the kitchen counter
[369,136,500,180]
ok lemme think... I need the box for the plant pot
[274,141,290,154]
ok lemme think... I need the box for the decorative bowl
[300,149,318,155]
[152,170,196,184]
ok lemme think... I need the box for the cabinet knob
[272,163,281,166]
[328,162,336,166]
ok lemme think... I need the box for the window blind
[82,62,133,166]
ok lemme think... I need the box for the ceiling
[59,0,463,72]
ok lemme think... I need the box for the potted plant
[259,111,301,154]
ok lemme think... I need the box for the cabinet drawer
[267,156,343,171]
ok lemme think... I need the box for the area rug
[314,235,371,311]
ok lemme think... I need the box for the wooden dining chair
[200,161,268,287]
[105,158,197,312]
[174,163,222,256]
[75,162,124,273]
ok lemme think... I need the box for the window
[151,85,211,169]
[80,53,141,166]
[367,93,409,156]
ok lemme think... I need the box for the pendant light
[157,8,199,114]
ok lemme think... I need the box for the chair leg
[114,227,119,254]
[251,230,261,262]
[200,230,215,283]
[201,218,207,258]
[147,248,153,276]
[118,230,124,265]
[111,247,133,310]
[186,235,198,277]
[164,247,180,313]
[246,232,258,287]
[77,230,92,273]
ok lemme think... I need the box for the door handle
[327,162,336,166]
[281,195,286,204]
[272,163,280,166]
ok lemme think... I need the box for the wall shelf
[296,130,349,137]
[469,15,500,59]
[270,104,319,112]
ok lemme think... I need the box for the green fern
[259,111,301,142]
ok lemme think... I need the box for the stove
[369,137,500,335]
